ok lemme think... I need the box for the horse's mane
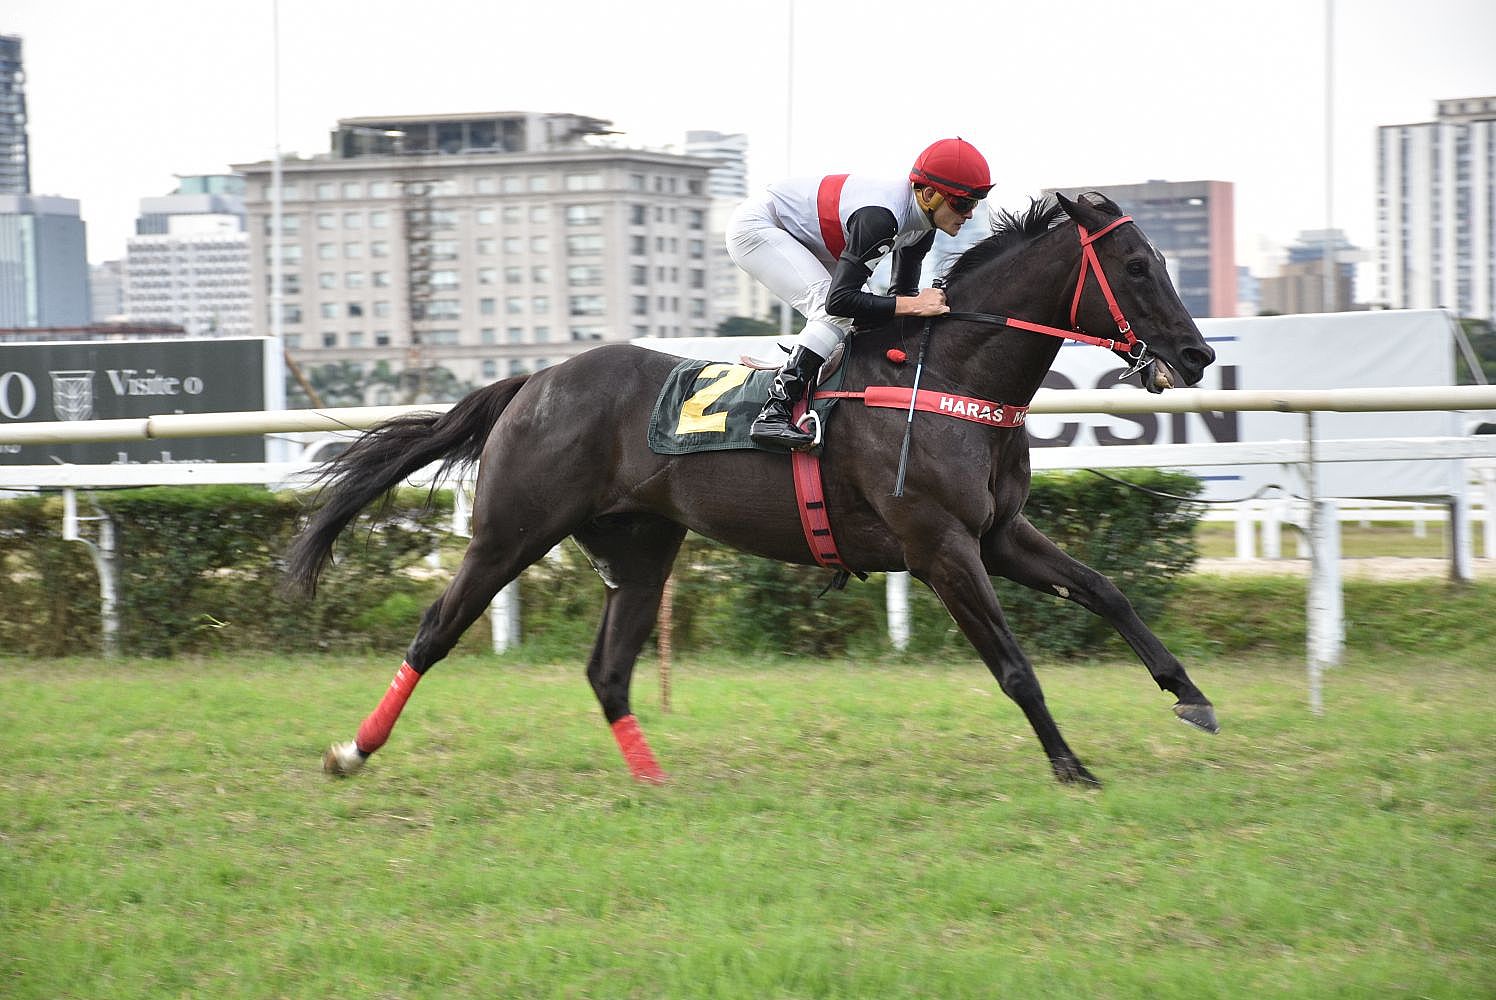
[942,197,1068,288]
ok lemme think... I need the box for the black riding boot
[750,346,825,452]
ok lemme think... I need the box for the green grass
[1,652,1491,999]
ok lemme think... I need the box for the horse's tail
[285,375,530,595]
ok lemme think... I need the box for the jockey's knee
[796,319,849,359]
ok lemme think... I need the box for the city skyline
[7,0,1496,285]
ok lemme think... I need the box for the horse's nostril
[1183,345,1216,371]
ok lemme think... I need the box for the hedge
[0,470,1202,659]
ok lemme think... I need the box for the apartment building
[1377,96,1495,323]
[233,112,715,398]
[0,34,29,196]
[123,174,251,336]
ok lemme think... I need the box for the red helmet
[909,137,993,200]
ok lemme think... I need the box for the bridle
[940,214,1154,378]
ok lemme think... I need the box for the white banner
[1030,309,1466,500]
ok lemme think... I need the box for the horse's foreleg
[588,586,670,785]
[983,514,1218,734]
[911,534,1100,787]
[574,515,686,785]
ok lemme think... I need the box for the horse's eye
[1125,259,1148,277]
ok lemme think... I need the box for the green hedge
[0,470,1203,659]
[0,486,462,658]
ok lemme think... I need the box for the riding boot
[750,346,826,452]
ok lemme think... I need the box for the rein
[937,215,1145,362]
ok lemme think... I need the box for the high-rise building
[683,129,775,325]
[123,174,251,336]
[1376,96,1495,323]
[135,173,246,235]
[1259,229,1364,315]
[1042,179,1237,318]
[233,111,716,400]
[0,34,29,195]
[89,259,124,322]
[0,194,89,327]
[684,130,748,200]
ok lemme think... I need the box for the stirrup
[794,409,824,448]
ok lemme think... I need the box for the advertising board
[0,338,284,465]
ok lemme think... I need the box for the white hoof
[322,740,366,776]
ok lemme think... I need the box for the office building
[1042,179,1237,318]
[0,34,28,195]
[233,111,715,399]
[683,129,778,325]
[123,174,251,336]
[135,173,246,235]
[0,194,89,327]
[90,259,124,322]
[1377,96,1495,323]
[1259,229,1364,315]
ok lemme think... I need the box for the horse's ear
[1078,190,1123,214]
[1055,191,1109,229]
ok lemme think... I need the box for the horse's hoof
[1051,756,1102,788]
[322,740,367,777]
[1173,702,1220,734]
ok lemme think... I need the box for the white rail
[5,384,1496,446]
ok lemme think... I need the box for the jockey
[725,137,993,451]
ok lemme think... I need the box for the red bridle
[1070,216,1138,354]
[942,214,1149,366]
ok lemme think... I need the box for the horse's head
[1055,192,1215,392]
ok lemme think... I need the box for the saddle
[646,351,851,457]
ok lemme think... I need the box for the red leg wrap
[611,714,667,785]
[355,662,422,755]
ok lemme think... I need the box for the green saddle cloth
[647,358,845,456]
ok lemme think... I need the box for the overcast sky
[8,0,1496,280]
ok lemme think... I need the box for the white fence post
[887,571,911,651]
[1450,492,1474,582]
[490,584,520,653]
[1307,497,1344,717]
[1482,466,1496,559]
[1234,500,1257,559]
[61,488,119,658]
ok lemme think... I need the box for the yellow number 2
[676,363,752,435]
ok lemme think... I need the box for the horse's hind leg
[573,514,687,784]
[322,519,568,777]
[983,514,1218,734]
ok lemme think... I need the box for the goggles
[944,193,980,214]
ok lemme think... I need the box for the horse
[287,191,1219,789]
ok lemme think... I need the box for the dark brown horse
[289,192,1218,788]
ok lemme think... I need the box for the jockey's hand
[895,287,949,317]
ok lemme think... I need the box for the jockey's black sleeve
[825,206,900,324]
[889,230,935,296]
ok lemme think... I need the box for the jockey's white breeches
[725,199,855,360]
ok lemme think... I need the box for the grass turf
[1,652,1490,998]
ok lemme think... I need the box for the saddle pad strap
[790,400,849,571]
[815,386,1029,428]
